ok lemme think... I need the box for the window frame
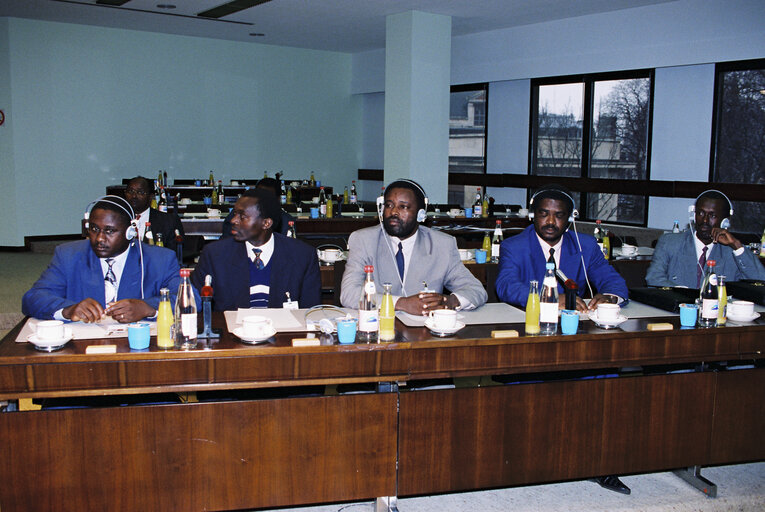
[529,69,654,226]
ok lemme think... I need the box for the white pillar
[384,11,451,202]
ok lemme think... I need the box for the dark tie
[396,242,405,280]
[547,247,556,268]
[697,246,707,287]
[253,248,264,270]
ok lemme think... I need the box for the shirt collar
[694,232,714,260]
[246,234,275,265]
[99,245,131,283]
[535,233,563,268]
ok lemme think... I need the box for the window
[448,84,487,206]
[712,59,765,234]
[530,71,652,225]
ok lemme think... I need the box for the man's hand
[711,228,743,250]
[105,299,155,323]
[62,298,106,323]
[557,294,588,313]
[396,292,457,316]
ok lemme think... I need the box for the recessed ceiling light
[249,33,265,37]
[156,4,176,8]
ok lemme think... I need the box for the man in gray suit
[646,190,765,288]
[341,179,487,315]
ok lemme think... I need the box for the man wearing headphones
[646,190,765,288]
[22,196,184,323]
[340,179,487,315]
[496,186,628,311]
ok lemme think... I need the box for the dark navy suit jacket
[190,233,321,311]
[22,239,184,320]
[496,225,629,307]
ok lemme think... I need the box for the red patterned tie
[697,246,707,288]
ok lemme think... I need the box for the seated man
[646,190,765,288]
[23,195,183,323]
[191,188,321,311]
[341,179,487,315]
[221,177,295,238]
[496,187,628,311]
[124,176,184,252]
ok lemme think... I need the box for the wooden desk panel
[0,394,397,512]
[398,372,716,495]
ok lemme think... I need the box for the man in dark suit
[191,188,321,311]
[124,176,184,253]
[22,196,184,322]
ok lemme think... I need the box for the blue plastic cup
[474,249,487,264]
[560,309,579,335]
[195,180,201,186]
[310,207,319,219]
[128,322,151,350]
[203,196,212,206]
[337,318,357,345]
[465,208,473,218]
[679,303,698,327]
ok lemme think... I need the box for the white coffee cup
[621,244,638,257]
[728,300,755,318]
[36,320,65,341]
[242,316,273,338]
[179,198,192,205]
[449,208,461,217]
[207,208,221,217]
[429,309,457,330]
[597,303,621,321]
[518,208,529,218]
[458,249,472,262]
[319,248,342,262]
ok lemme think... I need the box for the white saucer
[424,319,465,337]
[319,255,345,264]
[233,326,276,344]
[27,327,73,352]
[727,312,760,323]
[587,312,628,329]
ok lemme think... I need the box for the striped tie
[253,248,264,270]
[104,258,117,303]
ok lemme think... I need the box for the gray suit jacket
[340,225,488,309]
[646,230,765,288]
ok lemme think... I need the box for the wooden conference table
[0,312,763,511]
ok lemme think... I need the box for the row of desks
[1,313,763,511]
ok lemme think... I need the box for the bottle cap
[288,221,294,226]
[364,265,374,273]
[707,260,716,266]
[546,262,554,270]
[179,268,191,277]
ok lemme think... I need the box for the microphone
[555,268,579,310]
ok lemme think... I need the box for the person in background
[496,186,628,311]
[221,177,294,237]
[124,176,184,252]
[646,190,765,288]
[191,188,320,311]
[22,196,184,322]
[340,179,487,315]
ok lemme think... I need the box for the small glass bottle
[482,232,491,253]
[156,288,173,349]
[672,220,681,233]
[155,232,164,248]
[525,280,540,335]
[287,220,297,238]
[144,222,154,245]
[343,186,349,205]
[491,220,503,262]
[717,274,727,326]
[318,187,327,218]
[174,268,198,349]
[473,188,483,217]
[698,260,718,328]
[539,262,559,335]
[350,181,357,204]
[358,265,378,343]
[379,283,395,342]
[326,193,334,218]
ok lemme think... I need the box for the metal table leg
[673,466,717,497]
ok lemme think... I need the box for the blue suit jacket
[190,233,321,311]
[646,230,765,288]
[22,239,184,320]
[496,225,629,307]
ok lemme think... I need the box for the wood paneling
[709,369,765,464]
[0,394,397,512]
[398,372,715,495]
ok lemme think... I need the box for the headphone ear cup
[688,205,695,226]
[126,222,137,241]
[528,211,534,220]
[720,218,730,230]
[417,209,426,223]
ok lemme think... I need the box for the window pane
[714,66,765,233]
[449,89,486,174]
[534,83,584,177]
[588,77,650,224]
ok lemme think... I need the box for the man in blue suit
[22,196,183,323]
[191,188,321,311]
[496,187,628,311]
[646,190,765,288]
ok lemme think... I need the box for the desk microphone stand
[199,275,219,341]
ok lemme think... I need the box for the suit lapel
[85,246,107,305]
[375,227,404,295]
[268,235,287,307]
[233,242,251,307]
[527,227,548,285]
[403,227,432,294]
[684,231,701,287]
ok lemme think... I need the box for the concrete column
[384,11,451,202]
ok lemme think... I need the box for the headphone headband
[528,186,578,223]
[381,178,429,223]
[85,195,137,241]
[689,189,734,230]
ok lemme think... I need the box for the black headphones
[689,189,733,230]
[84,195,138,241]
[377,178,429,223]
[527,188,579,223]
